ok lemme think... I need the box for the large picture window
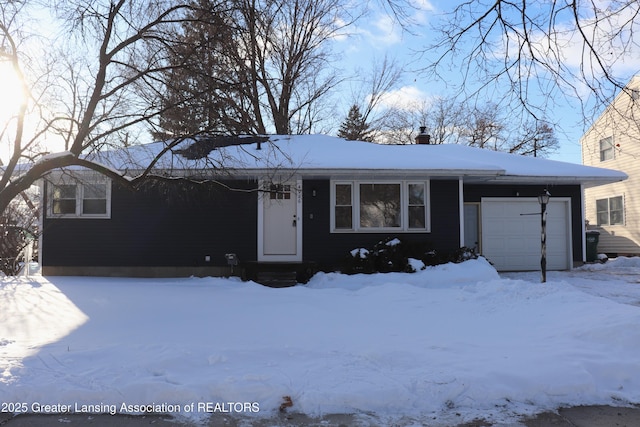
[359,183,401,228]
[48,178,111,218]
[596,196,623,225]
[331,180,430,232]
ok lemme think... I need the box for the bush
[371,237,412,273]
[341,238,478,275]
[342,247,376,274]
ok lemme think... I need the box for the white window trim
[47,180,112,219]
[330,180,431,233]
[596,195,624,226]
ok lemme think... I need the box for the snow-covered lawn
[1,257,640,426]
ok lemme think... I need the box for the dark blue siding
[42,180,258,268]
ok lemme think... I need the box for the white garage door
[481,198,572,271]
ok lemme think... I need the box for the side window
[599,136,614,162]
[48,178,111,218]
[596,196,624,225]
[82,183,108,215]
[52,184,77,215]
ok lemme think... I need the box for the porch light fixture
[537,191,550,206]
[538,190,550,283]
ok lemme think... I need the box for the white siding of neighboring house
[582,76,640,255]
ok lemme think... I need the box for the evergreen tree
[154,0,345,139]
[337,105,374,141]
[154,0,252,138]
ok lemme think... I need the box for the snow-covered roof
[89,134,627,185]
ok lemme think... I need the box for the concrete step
[256,271,298,288]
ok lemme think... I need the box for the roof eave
[489,174,628,186]
[113,168,627,187]
[121,167,506,180]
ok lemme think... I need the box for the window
[82,183,108,214]
[596,196,624,225]
[52,184,77,215]
[359,183,401,228]
[334,184,353,229]
[599,136,614,161]
[331,181,430,232]
[269,184,291,200]
[408,183,426,229]
[48,179,111,218]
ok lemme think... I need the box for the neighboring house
[582,75,640,256]
[39,134,625,278]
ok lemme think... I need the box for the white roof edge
[117,167,626,185]
[491,174,628,185]
[121,168,505,179]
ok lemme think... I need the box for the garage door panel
[481,199,570,271]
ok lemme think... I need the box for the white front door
[258,180,302,261]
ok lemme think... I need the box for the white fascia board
[123,168,506,181]
[489,174,627,186]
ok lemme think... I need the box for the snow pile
[1,259,640,426]
[306,257,499,290]
[578,255,640,271]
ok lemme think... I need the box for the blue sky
[2,0,638,166]
[331,0,640,164]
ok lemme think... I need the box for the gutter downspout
[580,183,586,265]
[459,178,465,249]
[38,180,44,273]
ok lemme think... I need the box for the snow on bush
[342,237,479,275]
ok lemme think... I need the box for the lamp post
[538,190,550,283]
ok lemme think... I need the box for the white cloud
[410,0,436,25]
[354,14,403,48]
[378,85,429,110]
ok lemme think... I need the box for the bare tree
[1,0,408,226]
[377,96,466,145]
[235,0,352,134]
[426,1,640,124]
[421,97,466,145]
[509,121,559,157]
[377,104,420,144]
[0,1,205,216]
[154,0,354,137]
[351,55,404,135]
[462,103,506,150]
[0,190,38,275]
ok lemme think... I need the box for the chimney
[415,126,431,145]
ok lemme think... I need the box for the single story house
[39,134,626,278]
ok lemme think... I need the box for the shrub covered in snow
[341,238,479,274]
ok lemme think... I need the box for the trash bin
[586,231,600,262]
